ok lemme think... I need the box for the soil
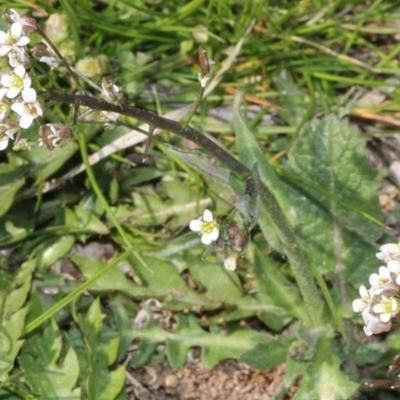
[126,359,296,400]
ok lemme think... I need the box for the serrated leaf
[0,260,34,380]
[290,335,358,400]
[20,319,81,399]
[133,312,284,370]
[79,298,125,400]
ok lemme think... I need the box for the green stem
[76,127,132,247]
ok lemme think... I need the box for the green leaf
[284,115,384,282]
[286,115,383,240]
[233,92,293,251]
[0,164,26,217]
[71,255,138,295]
[240,335,290,370]
[19,138,79,184]
[37,235,75,269]
[78,298,125,400]
[0,215,34,246]
[20,319,81,399]
[0,260,34,381]
[289,334,358,400]
[74,206,109,234]
[253,248,309,323]
[132,310,286,370]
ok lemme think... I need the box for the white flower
[0,65,31,99]
[376,243,400,263]
[0,122,19,150]
[362,312,392,336]
[352,285,374,314]
[11,90,43,129]
[369,266,393,295]
[0,23,30,57]
[189,209,219,245]
[372,295,398,323]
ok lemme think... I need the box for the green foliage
[285,115,384,284]
[1,0,398,398]
[0,260,33,381]
[20,319,81,399]
[75,298,125,400]
[132,311,290,371]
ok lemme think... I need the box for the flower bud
[44,14,69,43]
[224,253,238,271]
[3,9,37,34]
[101,78,123,105]
[31,43,60,69]
[39,123,71,150]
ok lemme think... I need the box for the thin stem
[76,126,131,248]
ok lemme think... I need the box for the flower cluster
[189,208,250,271]
[353,243,400,336]
[0,9,42,150]
[0,9,71,151]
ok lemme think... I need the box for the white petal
[11,102,26,116]
[22,88,36,103]
[203,209,213,222]
[210,227,219,241]
[23,77,31,89]
[19,115,34,129]
[363,326,373,336]
[379,266,391,279]
[380,313,391,323]
[352,299,364,312]
[16,36,29,47]
[35,102,43,117]
[10,23,22,39]
[201,233,213,245]
[359,285,369,298]
[388,260,400,273]
[6,87,20,99]
[369,273,380,288]
[1,74,12,87]
[189,220,203,232]
[14,64,25,78]
[0,31,8,45]
[0,45,11,56]
[0,137,9,150]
